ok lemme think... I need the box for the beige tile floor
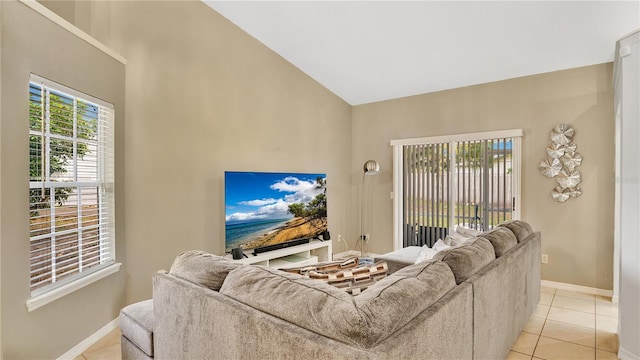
[77,286,619,360]
[508,286,619,360]
[73,328,121,360]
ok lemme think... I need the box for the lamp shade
[363,160,380,175]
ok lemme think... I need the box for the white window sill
[26,263,122,312]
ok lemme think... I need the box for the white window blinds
[391,130,522,249]
[28,74,115,296]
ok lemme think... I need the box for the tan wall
[0,1,126,358]
[104,1,353,303]
[3,0,351,357]
[37,0,353,304]
[352,64,615,289]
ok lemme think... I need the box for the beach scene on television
[224,171,327,252]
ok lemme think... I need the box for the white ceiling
[204,1,639,105]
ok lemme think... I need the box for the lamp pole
[360,160,380,264]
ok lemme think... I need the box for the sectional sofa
[121,220,540,360]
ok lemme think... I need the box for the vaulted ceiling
[205,1,639,105]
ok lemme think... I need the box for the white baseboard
[618,346,640,360]
[541,280,613,298]
[333,250,381,260]
[57,317,119,360]
[333,250,360,259]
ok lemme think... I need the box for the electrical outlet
[336,234,348,254]
[541,254,549,264]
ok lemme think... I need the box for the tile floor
[73,328,121,360]
[508,286,619,360]
[77,286,619,360]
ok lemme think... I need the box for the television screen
[224,171,327,253]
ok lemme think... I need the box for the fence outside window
[28,74,115,296]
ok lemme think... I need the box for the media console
[225,239,332,268]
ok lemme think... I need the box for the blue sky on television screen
[225,171,326,224]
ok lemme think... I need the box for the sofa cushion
[120,299,154,357]
[219,260,456,348]
[169,250,243,291]
[219,266,359,344]
[433,239,452,252]
[414,245,439,264]
[454,224,482,237]
[432,237,496,284]
[479,227,518,258]
[443,225,481,246]
[497,220,533,242]
[444,233,467,246]
[353,260,456,344]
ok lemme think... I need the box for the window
[391,130,522,249]
[28,74,116,301]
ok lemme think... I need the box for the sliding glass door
[392,130,522,249]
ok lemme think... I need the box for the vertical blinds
[28,74,115,296]
[402,143,450,247]
[399,136,519,248]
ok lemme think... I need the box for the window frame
[391,129,522,250]
[26,74,120,312]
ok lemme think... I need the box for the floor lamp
[360,160,380,265]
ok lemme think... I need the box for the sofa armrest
[464,230,541,360]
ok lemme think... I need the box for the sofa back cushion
[497,220,533,242]
[169,250,244,291]
[219,260,456,348]
[352,260,456,342]
[432,237,496,284]
[479,227,518,258]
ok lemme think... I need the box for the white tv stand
[226,240,332,268]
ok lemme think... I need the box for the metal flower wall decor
[538,124,583,203]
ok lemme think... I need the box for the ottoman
[374,246,422,273]
[120,299,154,360]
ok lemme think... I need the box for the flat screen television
[224,171,327,253]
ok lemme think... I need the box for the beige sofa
[128,220,540,360]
